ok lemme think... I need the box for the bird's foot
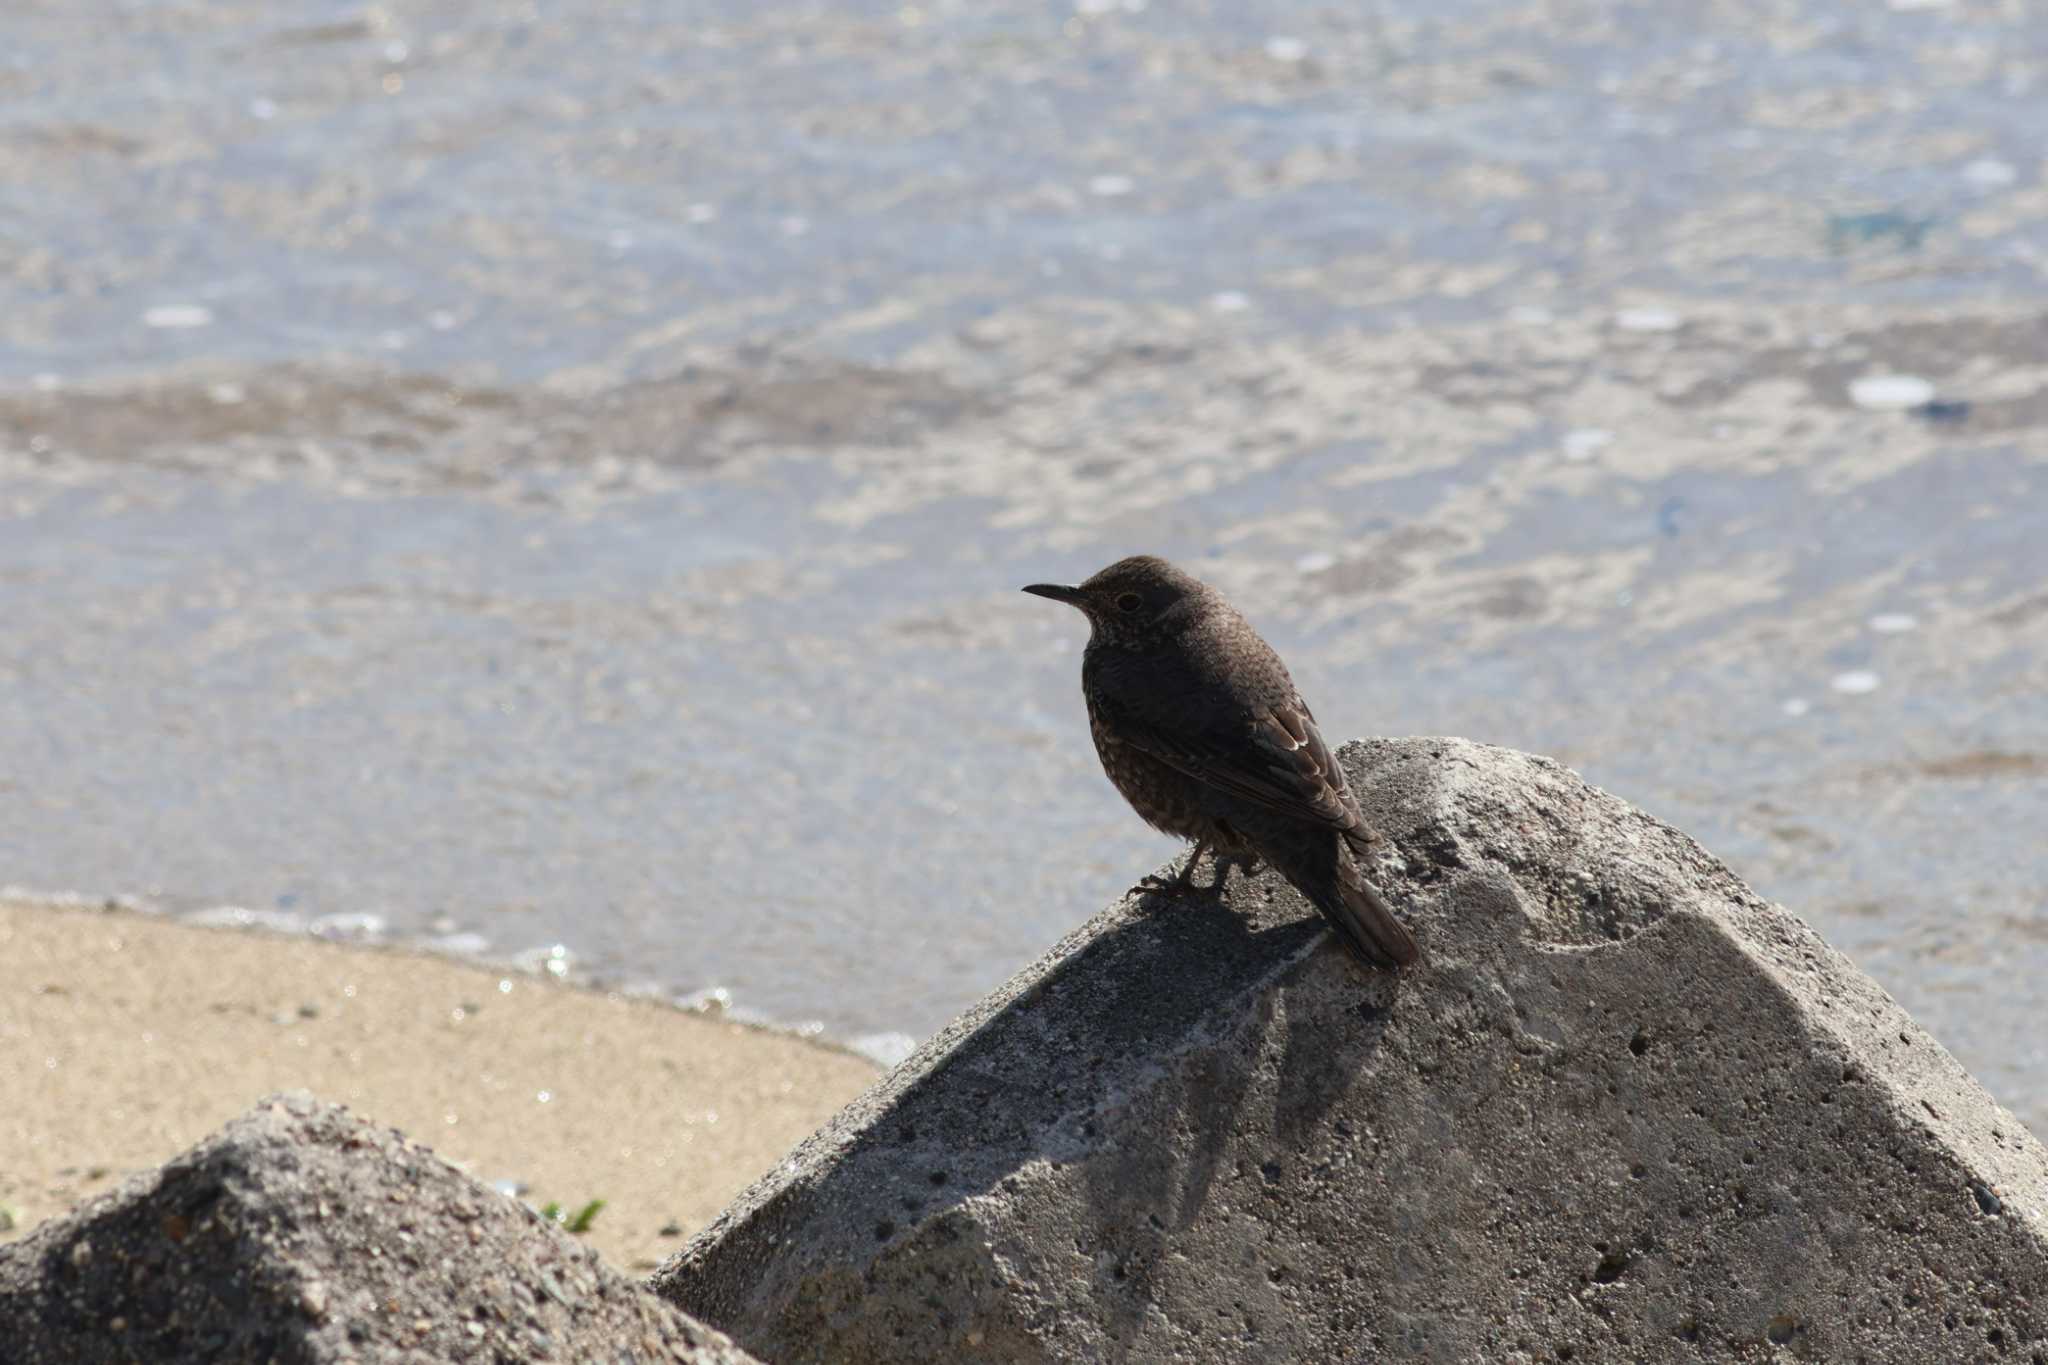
[1138,842,1264,901]
[1138,841,1216,898]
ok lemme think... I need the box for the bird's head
[1022,555,1210,646]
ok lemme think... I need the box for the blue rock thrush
[1025,555,1421,969]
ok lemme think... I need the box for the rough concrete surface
[0,1092,760,1365]
[654,737,2048,1363]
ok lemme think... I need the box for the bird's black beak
[1022,582,1085,607]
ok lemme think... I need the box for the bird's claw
[1137,842,1263,901]
[1137,842,1212,899]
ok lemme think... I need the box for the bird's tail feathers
[1316,852,1421,969]
[1341,822,1385,859]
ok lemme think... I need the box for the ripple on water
[1849,375,1936,410]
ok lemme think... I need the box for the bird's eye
[1115,591,1143,612]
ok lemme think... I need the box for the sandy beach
[0,898,878,1272]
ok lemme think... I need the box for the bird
[1024,555,1420,969]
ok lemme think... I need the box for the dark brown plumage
[1024,555,1421,969]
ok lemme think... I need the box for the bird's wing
[1104,692,1362,832]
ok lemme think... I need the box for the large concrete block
[0,1092,760,1365]
[653,738,2048,1362]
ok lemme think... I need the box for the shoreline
[0,885,913,1067]
[0,897,880,1272]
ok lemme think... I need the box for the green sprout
[538,1198,607,1234]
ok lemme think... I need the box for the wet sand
[0,898,877,1272]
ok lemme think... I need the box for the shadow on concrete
[748,865,1406,1352]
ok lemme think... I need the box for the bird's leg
[1139,839,1214,897]
[1201,821,1265,890]
[1213,848,1262,883]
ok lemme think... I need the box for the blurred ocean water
[1,1,2043,1118]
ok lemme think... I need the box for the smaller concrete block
[0,1091,761,1365]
